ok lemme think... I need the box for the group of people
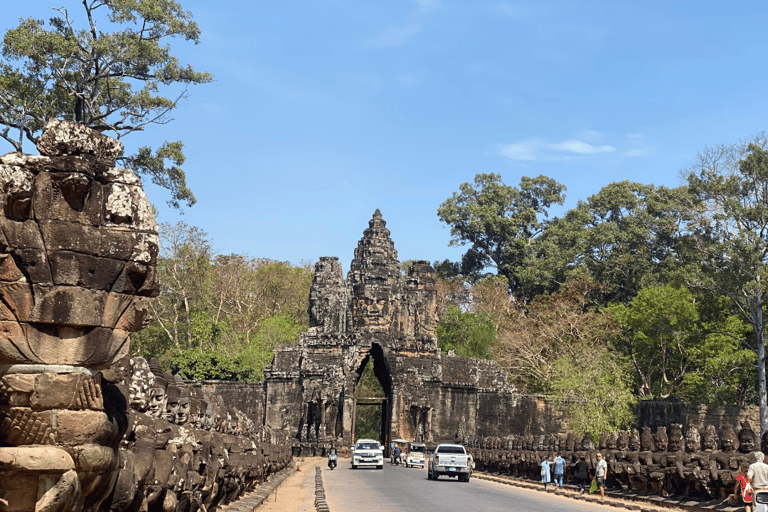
[540,453,608,499]
[734,451,768,512]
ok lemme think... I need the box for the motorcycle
[328,451,337,470]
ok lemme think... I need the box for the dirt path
[255,457,326,511]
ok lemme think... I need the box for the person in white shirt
[748,451,768,490]
[595,452,608,500]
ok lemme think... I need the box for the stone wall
[193,381,266,425]
[637,399,760,433]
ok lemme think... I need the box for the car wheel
[427,469,433,480]
[377,465,383,469]
[352,464,356,469]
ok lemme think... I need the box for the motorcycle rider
[328,447,338,469]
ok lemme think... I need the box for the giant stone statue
[0,120,159,511]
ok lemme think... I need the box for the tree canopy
[130,221,313,380]
[684,137,768,430]
[437,173,565,292]
[0,0,213,208]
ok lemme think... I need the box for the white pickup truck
[427,444,471,482]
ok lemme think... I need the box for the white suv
[351,439,384,469]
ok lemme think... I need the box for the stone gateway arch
[264,210,519,450]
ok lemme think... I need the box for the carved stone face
[640,427,654,451]
[617,431,629,451]
[581,434,595,451]
[177,394,191,424]
[188,399,200,427]
[147,387,167,417]
[739,429,758,454]
[629,429,641,451]
[685,426,701,453]
[354,296,389,328]
[129,357,155,412]
[721,425,738,452]
[164,386,180,422]
[0,122,159,369]
[703,427,718,451]
[203,404,215,430]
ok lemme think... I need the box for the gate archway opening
[351,343,392,452]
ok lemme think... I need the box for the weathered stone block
[36,119,123,162]
[0,254,25,282]
[38,220,100,256]
[112,261,150,295]
[0,282,33,321]
[30,373,103,411]
[0,218,44,249]
[31,172,104,226]
[102,183,156,231]
[49,251,125,290]
[55,410,121,446]
[23,323,129,368]
[0,322,30,364]
[0,445,75,472]
[29,286,107,326]
[14,248,53,286]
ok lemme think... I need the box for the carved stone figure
[0,120,159,512]
[129,356,155,412]
[738,421,758,454]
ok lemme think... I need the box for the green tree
[355,360,385,398]
[0,0,213,207]
[611,285,755,404]
[519,181,691,304]
[609,285,702,398]
[549,346,637,438]
[131,221,314,380]
[436,304,495,359]
[242,315,303,381]
[354,360,385,442]
[437,173,565,292]
[169,347,255,381]
[684,137,768,431]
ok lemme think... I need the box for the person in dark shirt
[574,455,590,495]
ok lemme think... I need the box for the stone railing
[468,423,763,501]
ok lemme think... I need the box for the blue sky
[3,1,768,273]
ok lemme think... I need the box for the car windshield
[437,446,465,454]
[410,446,425,453]
[356,443,378,450]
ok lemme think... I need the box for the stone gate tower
[264,210,516,449]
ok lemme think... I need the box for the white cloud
[499,141,538,161]
[497,135,622,161]
[548,140,615,154]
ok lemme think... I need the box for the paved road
[322,462,613,512]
